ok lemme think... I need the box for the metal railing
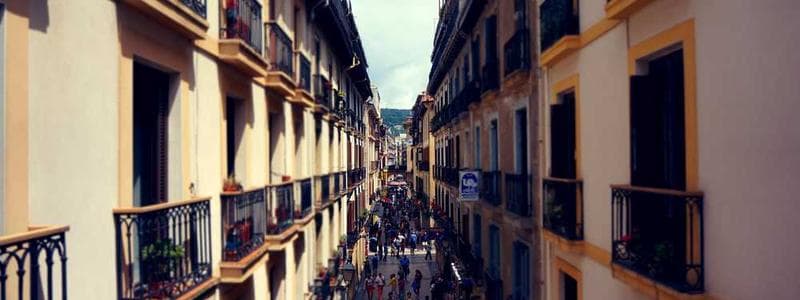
[481,171,502,206]
[269,183,295,234]
[540,0,579,52]
[114,199,212,299]
[0,226,68,300]
[265,23,293,76]
[320,174,331,205]
[180,0,207,18]
[611,185,704,293]
[298,178,313,218]
[543,177,583,240]
[481,62,499,93]
[298,54,312,92]
[221,188,267,262]
[221,0,262,53]
[315,75,332,107]
[504,28,530,75]
[505,173,531,217]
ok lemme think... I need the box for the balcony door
[514,108,528,173]
[551,92,576,179]
[133,62,171,207]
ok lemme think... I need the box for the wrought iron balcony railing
[114,199,212,299]
[269,183,295,234]
[315,75,332,107]
[611,185,704,293]
[297,178,313,218]
[481,171,502,206]
[221,0,262,53]
[181,0,207,18]
[504,28,531,75]
[540,0,579,52]
[0,226,68,300]
[221,188,267,262]
[320,174,331,205]
[298,55,312,92]
[333,172,341,195]
[505,173,531,217]
[265,23,293,76]
[543,177,583,240]
[481,62,500,92]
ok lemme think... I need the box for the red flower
[620,234,633,243]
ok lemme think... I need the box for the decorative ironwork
[266,23,293,76]
[315,75,332,107]
[504,28,530,75]
[611,185,704,293]
[114,200,212,299]
[298,179,313,218]
[0,227,68,300]
[543,178,583,240]
[299,55,312,92]
[221,188,267,262]
[221,0,262,53]
[505,173,531,216]
[540,0,579,52]
[180,0,207,18]
[269,183,295,234]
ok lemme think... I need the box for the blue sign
[459,171,481,201]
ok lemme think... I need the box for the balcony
[539,0,580,67]
[220,188,268,280]
[318,174,332,208]
[295,179,314,223]
[504,28,531,76]
[314,75,333,110]
[417,161,430,171]
[265,22,295,96]
[121,0,208,39]
[480,62,500,93]
[267,183,296,239]
[114,198,215,299]
[605,0,653,19]
[0,225,69,300]
[481,171,502,206]
[293,54,313,106]
[543,177,583,241]
[219,0,267,76]
[505,173,531,217]
[333,172,342,196]
[611,185,704,293]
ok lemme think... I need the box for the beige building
[424,0,540,299]
[537,0,800,300]
[0,0,376,299]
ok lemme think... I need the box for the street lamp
[342,261,356,286]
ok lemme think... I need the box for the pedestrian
[372,254,379,272]
[424,242,432,260]
[366,274,375,300]
[397,274,406,299]
[389,274,398,296]
[412,270,422,297]
[377,273,386,300]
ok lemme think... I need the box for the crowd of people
[360,186,443,300]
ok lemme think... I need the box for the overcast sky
[350,0,440,109]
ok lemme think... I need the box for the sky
[350,0,440,110]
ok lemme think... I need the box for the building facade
[537,0,800,300]
[0,0,377,299]
[423,0,541,299]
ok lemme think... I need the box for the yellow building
[424,0,540,299]
[538,0,800,299]
[1,0,376,299]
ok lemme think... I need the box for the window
[514,0,527,30]
[551,91,576,178]
[488,225,501,278]
[630,49,686,190]
[474,126,481,168]
[514,108,528,173]
[513,241,531,300]
[490,120,498,170]
[562,272,578,300]
[133,62,171,206]
[471,37,480,80]
[484,15,498,63]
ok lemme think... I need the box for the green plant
[141,239,185,282]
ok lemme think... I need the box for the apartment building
[537,0,800,299]
[365,86,386,205]
[424,0,540,299]
[0,0,375,299]
[408,92,434,208]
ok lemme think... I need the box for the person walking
[389,274,398,296]
[412,270,422,297]
[376,273,386,300]
[397,273,407,300]
[366,274,375,300]
[371,254,379,272]
[424,241,432,260]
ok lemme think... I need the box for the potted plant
[141,239,185,297]
[648,241,675,278]
[282,175,292,182]
[223,175,242,192]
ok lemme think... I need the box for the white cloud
[350,0,439,109]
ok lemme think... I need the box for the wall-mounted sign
[459,171,480,202]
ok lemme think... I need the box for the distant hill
[381,109,410,136]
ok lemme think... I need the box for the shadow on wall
[29,0,49,33]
